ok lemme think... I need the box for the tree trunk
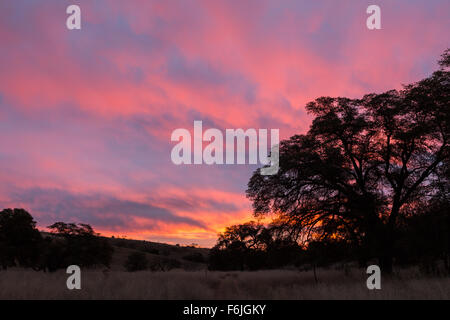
[313,263,318,284]
[379,224,395,274]
[379,252,393,274]
[379,202,401,274]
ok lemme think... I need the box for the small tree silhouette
[0,208,42,269]
[47,222,113,269]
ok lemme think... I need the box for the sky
[0,0,449,247]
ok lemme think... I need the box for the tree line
[0,208,113,271]
[0,208,205,273]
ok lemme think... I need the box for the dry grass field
[0,268,448,300]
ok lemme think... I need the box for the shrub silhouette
[35,237,67,272]
[144,247,159,255]
[182,252,205,263]
[161,258,182,270]
[124,252,148,272]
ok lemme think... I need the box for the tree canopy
[0,208,42,269]
[242,49,450,272]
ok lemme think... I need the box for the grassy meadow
[0,267,448,300]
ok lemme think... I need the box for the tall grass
[0,268,448,299]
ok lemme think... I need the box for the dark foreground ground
[0,268,448,299]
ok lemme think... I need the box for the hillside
[97,236,209,271]
[39,232,210,271]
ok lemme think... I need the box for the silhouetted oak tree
[247,50,450,273]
